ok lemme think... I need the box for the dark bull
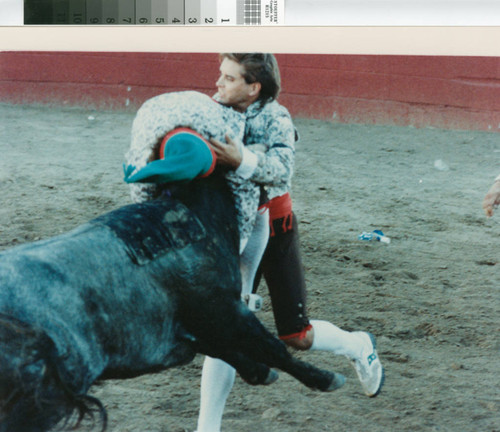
[0,174,342,432]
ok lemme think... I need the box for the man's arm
[210,111,296,187]
[248,111,296,187]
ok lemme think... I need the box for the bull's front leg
[191,301,344,392]
[216,349,345,392]
[228,330,344,392]
[209,351,279,386]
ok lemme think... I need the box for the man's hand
[209,134,243,169]
[482,180,500,217]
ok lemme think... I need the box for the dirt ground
[0,103,498,432]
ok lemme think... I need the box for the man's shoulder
[263,99,290,114]
[250,99,292,121]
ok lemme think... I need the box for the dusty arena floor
[0,103,498,432]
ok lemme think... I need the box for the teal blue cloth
[124,132,214,184]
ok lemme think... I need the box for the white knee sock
[196,357,236,432]
[196,212,269,432]
[310,319,364,359]
[239,210,269,295]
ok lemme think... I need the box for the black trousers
[254,212,311,338]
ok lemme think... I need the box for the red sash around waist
[260,192,293,237]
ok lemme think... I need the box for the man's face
[216,57,260,112]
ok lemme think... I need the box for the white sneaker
[350,332,385,397]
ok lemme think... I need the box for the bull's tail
[0,313,107,432]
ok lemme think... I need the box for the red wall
[1,51,499,131]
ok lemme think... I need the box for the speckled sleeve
[251,111,295,187]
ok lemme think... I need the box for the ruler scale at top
[185,0,201,25]
[136,0,152,24]
[151,0,168,25]
[23,0,284,24]
[200,0,216,25]
[167,0,184,25]
[119,0,135,25]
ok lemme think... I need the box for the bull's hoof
[326,372,346,392]
[263,369,279,385]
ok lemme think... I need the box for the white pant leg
[239,209,269,296]
[196,210,269,432]
[310,319,364,359]
[196,357,236,432]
